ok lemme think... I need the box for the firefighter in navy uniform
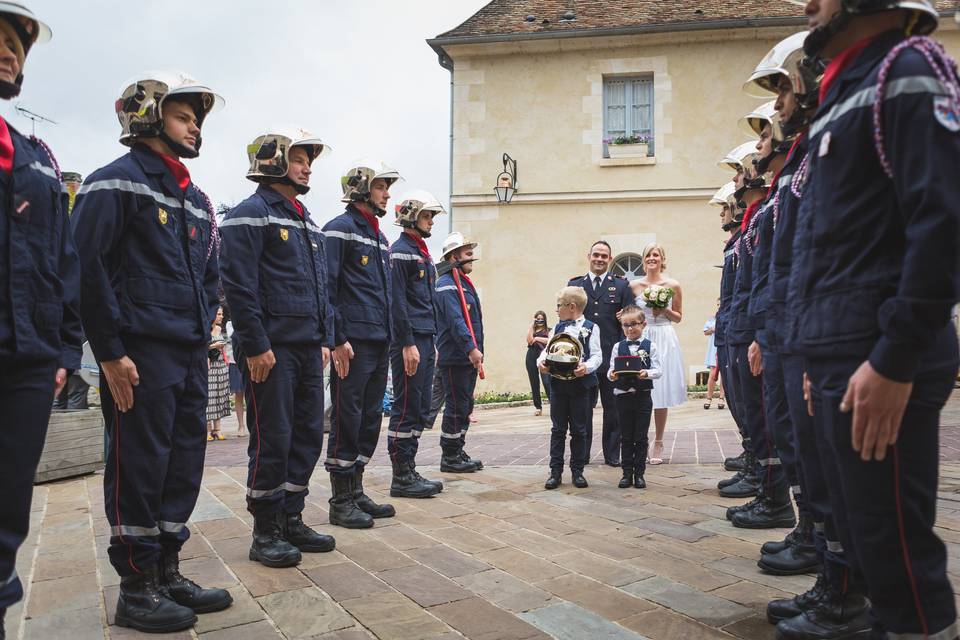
[435,232,485,473]
[568,241,633,467]
[71,72,232,633]
[0,5,81,638]
[220,129,336,568]
[323,159,399,528]
[387,190,446,498]
[780,1,960,638]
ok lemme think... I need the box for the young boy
[538,286,601,489]
[608,305,661,489]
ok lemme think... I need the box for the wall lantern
[494,153,518,203]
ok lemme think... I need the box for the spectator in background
[703,299,724,410]
[206,307,231,441]
[525,310,551,415]
[223,316,246,437]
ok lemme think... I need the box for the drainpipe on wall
[436,49,455,234]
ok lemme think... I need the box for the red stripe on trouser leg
[893,444,929,638]
[389,375,409,462]
[249,382,262,492]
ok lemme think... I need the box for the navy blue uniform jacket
[389,231,437,345]
[219,185,334,357]
[714,230,741,350]
[0,124,81,368]
[567,273,633,356]
[436,268,483,367]
[322,204,393,346]
[790,30,960,381]
[728,198,774,347]
[71,145,219,362]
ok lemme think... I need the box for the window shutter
[602,75,654,157]
[604,80,626,140]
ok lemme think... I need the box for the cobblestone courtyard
[9,393,960,639]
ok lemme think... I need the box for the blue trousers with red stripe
[439,363,477,449]
[758,343,804,515]
[807,335,958,639]
[387,333,435,463]
[101,337,207,577]
[0,359,56,608]
[326,339,388,476]
[241,344,324,517]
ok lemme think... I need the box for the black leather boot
[328,472,374,529]
[762,517,804,555]
[353,466,396,518]
[719,472,760,498]
[544,472,562,490]
[160,550,233,613]
[766,572,826,623]
[441,441,477,473]
[285,513,335,552]
[618,468,633,489]
[411,461,443,492]
[391,459,442,498]
[571,471,588,488]
[759,516,818,575]
[250,513,302,567]
[726,493,763,521]
[724,449,746,472]
[460,436,483,470]
[774,584,872,639]
[718,469,746,490]
[115,563,197,633]
[732,483,796,529]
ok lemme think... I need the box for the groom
[568,241,633,466]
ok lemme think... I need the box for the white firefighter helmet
[719,141,760,172]
[743,32,809,97]
[710,181,737,206]
[739,100,779,137]
[395,189,446,230]
[0,2,51,97]
[116,71,224,151]
[442,231,478,259]
[805,0,938,56]
[246,127,331,183]
[340,158,401,206]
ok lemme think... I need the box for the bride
[630,243,686,464]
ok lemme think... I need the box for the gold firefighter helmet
[544,332,583,381]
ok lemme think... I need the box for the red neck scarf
[354,203,380,235]
[458,269,476,291]
[288,197,303,218]
[157,152,191,191]
[0,117,13,175]
[406,230,432,261]
[819,34,878,104]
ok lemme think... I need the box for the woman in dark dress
[525,310,551,415]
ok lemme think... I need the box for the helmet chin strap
[281,176,310,195]
[0,78,20,99]
[804,9,851,56]
[159,130,201,159]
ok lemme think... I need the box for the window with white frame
[603,76,654,157]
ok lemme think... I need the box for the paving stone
[451,512,520,534]
[693,518,793,545]
[193,517,249,541]
[302,562,392,602]
[431,525,506,554]
[429,596,550,640]
[31,547,97,582]
[519,601,648,640]
[376,564,472,607]
[620,606,737,640]
[505,513,581,536]
[537,573,657,620]
[476,547,569,582]
[179,555,239,589]
[198,620,283,639]
[209,535,253,565]
[372,523,437,550]
[194,585,265,634]
[21,605,102,640]
[454,568,555,613]
[551,550,654,587]
[109,625,193,639]
[312,628,377,640]
[559,531,647,560]
[627,517,715,542]
[257,586,354,637]
[229,561,313,598]
[25,572,100,617]
[407,545,491,578]
[190,489,236,522]
[706,556,816,596]
[337,540,417,572]
[622,576,753,627]
[628,552,741,592]
[494,528,578,558]
[722,614,778,640]
[711,580,794,615]
[340,592,452,639]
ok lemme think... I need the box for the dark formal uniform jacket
[728,198,774,347]
[219,185,334,357]
[322,204,393,346]
[714,230,741,351]
[789,30,960,381]
[748,170,795,340]
[71,145,219,363]
[435,269,483,367]
[0,123,81,368]
[567,273,633,356]
[389,231,437,345]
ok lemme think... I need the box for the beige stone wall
[443,26,960,394]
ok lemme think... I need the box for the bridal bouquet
[640,285,674,310]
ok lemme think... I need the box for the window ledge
[597,156,656,167]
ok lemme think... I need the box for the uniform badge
[158,208,168,225]
[280,228,289,241]
[933,96,960,132]
[467,303,472,311]
[361,255,369,266]
[418,269,425,279]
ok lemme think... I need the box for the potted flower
[604,134,651,158]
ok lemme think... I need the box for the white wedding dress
[638,303,687,409]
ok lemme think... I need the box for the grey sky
[2,0,479,253]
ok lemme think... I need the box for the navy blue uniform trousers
[808,345,957,638]
[0,360,56,607]
[549,380,590,475]
[327,339,388,475]
[615,390,653,476]
[728,343,788,496]
[759,345,804,514]
[716,343,747,445]
[594,359,620,465]
[102,338,207,577]
[241,344,324,517]
[387,333,436,462]
[439,364,478,447]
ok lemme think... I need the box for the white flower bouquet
[641,285,674,310]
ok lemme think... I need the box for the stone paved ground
[8,391,960,640]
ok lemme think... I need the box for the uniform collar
[131,144,189,197]
[587,271,608,283]
[818,30,902,110]
[347,203,381,236]
[258,184,308,219]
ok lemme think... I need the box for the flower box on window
[604,135,651,159]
